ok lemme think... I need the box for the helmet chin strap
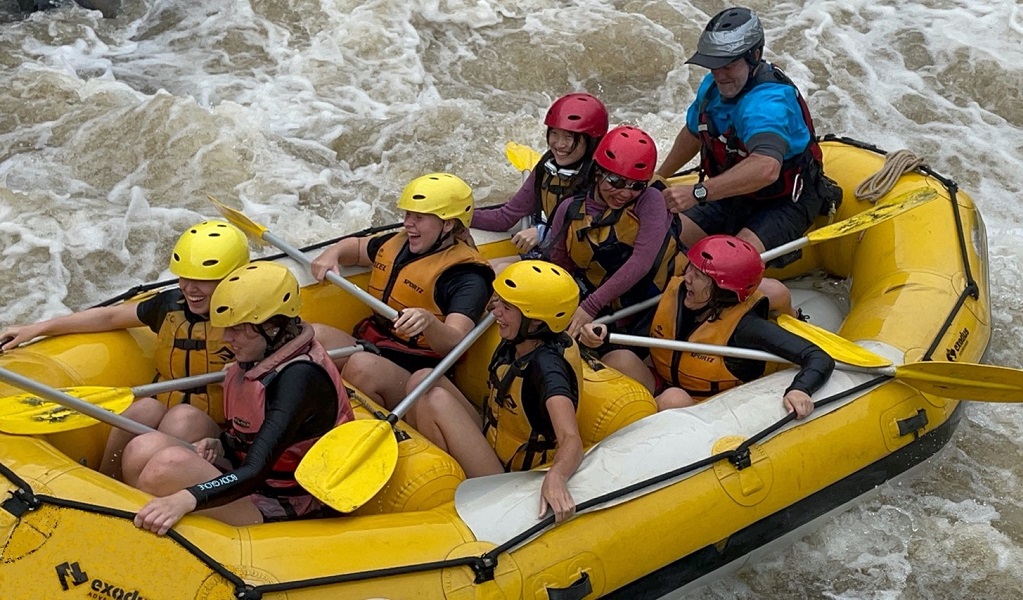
[509,318,555,345]
[424,227,454,254]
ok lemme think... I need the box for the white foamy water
[2,0,1023,596]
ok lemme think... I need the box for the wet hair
[259,315,303,355]
[702,283,742,322]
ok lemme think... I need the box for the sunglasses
[543,158,580,179]
[601,171,647,192]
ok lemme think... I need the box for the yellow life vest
[483,335,585,472]
[563,194,681,311]
[153,308,233,424]
[649,279,770,401]
[364,232,492,353]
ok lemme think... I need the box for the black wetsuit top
[723,313,834,395]
[492,340,579,438]
[185,361,338,507]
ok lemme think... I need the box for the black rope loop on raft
[0,382,894,592]
[0,375,891,593]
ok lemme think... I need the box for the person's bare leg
[406,387,502,478]
[342,352,412,410]
[120,431,188,487]
[757,278,798,318]
[135,445,263,527]
[656,387,697,411]
[120,407,220,486]
[679,214,709,248]
[311,323,359,370]
[405,368,482,424]
[158,404,222,442]
[100,397,168,479]
[600,349,656,395]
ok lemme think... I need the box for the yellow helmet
[493,260,580,333]
[169,220,250,281]
[397,173,474,227]
[210,262,302,328]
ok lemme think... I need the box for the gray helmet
[686,7,765,69]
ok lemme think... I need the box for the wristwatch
[692,183,709,205]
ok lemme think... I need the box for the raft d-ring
[712,436,773,507]
[196,566,279,600]
[0,481,59,563]
[442,542,523,599]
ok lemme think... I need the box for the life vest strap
[173,338,207,351]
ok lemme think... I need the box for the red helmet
[687,235,764,301]
[593,125,657,181]
[544,93,609,139]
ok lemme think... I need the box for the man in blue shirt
[657,7,840,264]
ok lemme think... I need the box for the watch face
[694,184,708,199]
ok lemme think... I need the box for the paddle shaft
[261,230,399,321]
[609,333,894,376]
[0,345,363,435]
[130,344,364,398]
[596,189,938,325]
[760,234,812,263]
[0,367,157,436]
[389,312,497,422]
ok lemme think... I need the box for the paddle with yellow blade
[595,187,941,326]
[0,345,364,435]
[774,313,891,368]
[207,195,400,321]
[505,141,542,174]
[295,312,498,513]
[760,187,938,263]
[607,331,1023,402]
[0,367,158,436]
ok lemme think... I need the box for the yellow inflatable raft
[0,137,990,599]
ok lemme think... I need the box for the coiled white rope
[854,149,924,203]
